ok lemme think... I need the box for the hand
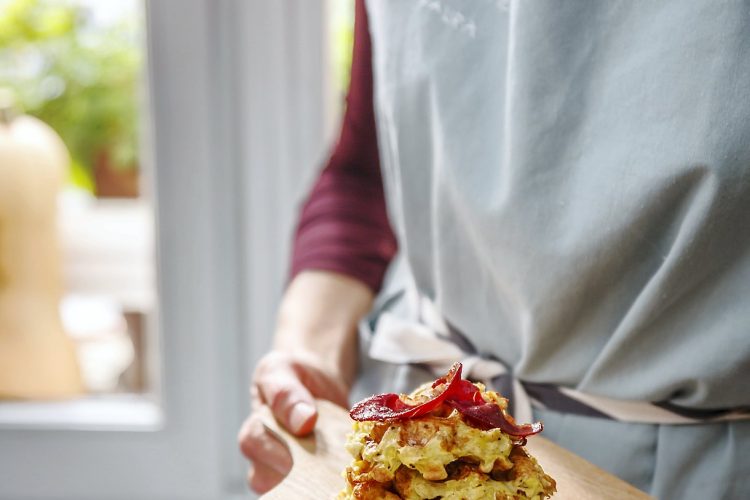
[238,351,350,494]
[238,271,372,493]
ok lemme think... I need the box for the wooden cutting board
[259,400,652,499]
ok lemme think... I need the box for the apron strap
[367,292,750,425]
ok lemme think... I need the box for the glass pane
[0,0,156,402]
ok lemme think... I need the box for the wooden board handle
[258,400,352,500]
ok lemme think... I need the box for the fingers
[291,360,350,409]
[238,414,293,473]
[253,352,349,436]
[247,461,286,494]
[240,351,353,494]
[238,413,293,493]
[256,364,318,436]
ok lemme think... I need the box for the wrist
[273,270,373,386]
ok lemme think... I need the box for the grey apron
[356,1,750,498]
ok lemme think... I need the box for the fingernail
[289,402,315,432]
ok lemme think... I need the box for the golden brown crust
[339,383,556,499]
[349,481,400,500]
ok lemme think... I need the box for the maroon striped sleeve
[290,0,396,292]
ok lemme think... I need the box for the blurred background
[0,0,352,498]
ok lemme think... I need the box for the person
[238,1,750,499]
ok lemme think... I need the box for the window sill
[0,394,163,431]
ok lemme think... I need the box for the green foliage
[0,0,141,190]
[331,0,354,97]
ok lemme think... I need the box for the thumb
[256,365,318,436]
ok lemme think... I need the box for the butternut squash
[0,91,83,399]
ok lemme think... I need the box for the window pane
[0,0,156,402]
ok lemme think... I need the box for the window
[0,0,156,407]
[0,1,340,498]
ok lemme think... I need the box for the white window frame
[0,1,332,498]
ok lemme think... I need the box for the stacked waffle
[338,364,556,499]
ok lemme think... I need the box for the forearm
[277,0,389,392]
[274,270,374,388]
